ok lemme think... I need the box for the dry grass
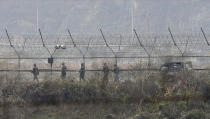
[0,68,210,118]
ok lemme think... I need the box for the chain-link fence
[1,28,210,81]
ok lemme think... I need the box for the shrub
[185,109,206,119]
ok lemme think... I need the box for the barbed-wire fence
[1,28,210,80]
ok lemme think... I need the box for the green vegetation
[1,71,210,119]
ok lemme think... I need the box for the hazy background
[0,0,210,34]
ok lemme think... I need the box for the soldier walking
[113,64,120,82]
[79,63,85,81]
[102,63,109,89]
[32,64,39,82]
[61,63,67,80]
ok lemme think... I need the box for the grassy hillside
[1,71,210,118]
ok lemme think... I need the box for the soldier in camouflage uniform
[61,63,67,80]
[79,63,86,81]
[102,63,109,88]
[113,64,120,82]
[32,64,39,82]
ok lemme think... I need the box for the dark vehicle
[160,62,192,72]
[159,61,193,84]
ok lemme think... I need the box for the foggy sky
[0,0,210,35]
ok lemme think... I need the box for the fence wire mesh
[1,28,210,80]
